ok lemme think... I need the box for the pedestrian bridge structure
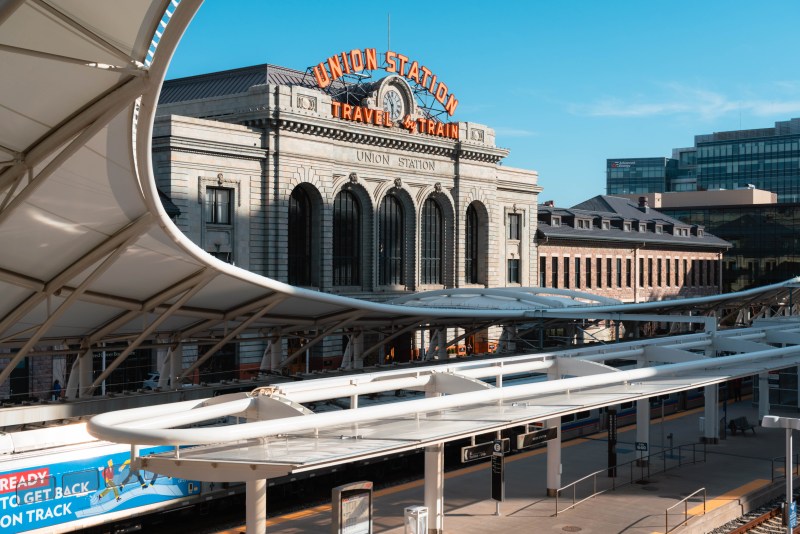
[3,1,800,533]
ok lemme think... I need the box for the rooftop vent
[638,196,650,213]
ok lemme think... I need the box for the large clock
[383,89,404,121]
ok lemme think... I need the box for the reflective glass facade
[609,118,800,202]
[695,136,800,202]
[661,204,800,292]
[606,157,677,195]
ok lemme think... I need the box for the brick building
[536,196,730,303]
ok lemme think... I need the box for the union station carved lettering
[355,151,435,172]
[398,157,434,171]
[356,150,390,165]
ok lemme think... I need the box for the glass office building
[694,119,800,202]
[608,118,800,202]
[660,203,800,292]
[606,157,677,195]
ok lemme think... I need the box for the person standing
[52,380,62,401]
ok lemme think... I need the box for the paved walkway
[251,399,797,533]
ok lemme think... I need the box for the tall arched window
[379,195,404,285]
[333,190,361,286]
[465,204,478,284]
[288,186,311,285]
[421,198,443,284]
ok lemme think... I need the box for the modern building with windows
[152,62,540,371]
[623,190,800,292]
[536,195,730,303]
[608,118,800,202]
[606,157,677,195]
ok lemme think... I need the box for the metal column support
[170,344,183,390]
[64,355,80,400]
[436,328,447,360]
[759,373,770,421]
[703,384,719,444]
[546,416,562,496]
[270,330,282,370]
[156,342,170,389]
[352,331,364,369]
[424,442,444,534]
[636,399,650,464]
[245,479,267,534]
[78,348,93,398]
[636,358,649,464]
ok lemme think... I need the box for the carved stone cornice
[238,110,507,164]
[152,136,267,161]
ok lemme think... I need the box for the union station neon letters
[312,48,460,118]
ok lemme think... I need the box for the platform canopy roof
[1,0,799,395]
[88,318,800,481]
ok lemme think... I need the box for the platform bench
[728,416,756,435]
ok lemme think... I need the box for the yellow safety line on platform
[687,478,771,516]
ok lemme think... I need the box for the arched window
[421,198,443,284]
[379,195,404,285]
[333,190,361,286]
[288,187,311,285]
[465,204,478,284]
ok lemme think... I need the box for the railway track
[717,505,800,534]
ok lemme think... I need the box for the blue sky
[168,0,800,207]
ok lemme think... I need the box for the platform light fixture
[761,415,800,534]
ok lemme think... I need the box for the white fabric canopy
[1,0,798,394]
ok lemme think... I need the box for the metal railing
[554,441,707,516]
[665,487,706,533]
[771,452,800,481]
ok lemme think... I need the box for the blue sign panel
[0,447,199,532]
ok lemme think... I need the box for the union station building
[153,56,540,370]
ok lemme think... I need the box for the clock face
[383,89,404,121]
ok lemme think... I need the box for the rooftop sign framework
[311,48,459,116]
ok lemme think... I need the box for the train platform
[237,399,798,534]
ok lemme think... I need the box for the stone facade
[152,64,541,370]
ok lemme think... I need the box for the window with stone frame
[288,186,312,285]
[421,198,443,285]
[508,213,521,240]
[465,205,479,284]
[333,190,361,286]
[508,258,520,284]
[379,195,405,286]
[204,186,234,263]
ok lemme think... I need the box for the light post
[762,415,800,534]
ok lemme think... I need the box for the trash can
[404,506,428,534]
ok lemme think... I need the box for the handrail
[554,467,607,515]
[554,441,706,516]
[771,452,800,481]
[665,487,705,533]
